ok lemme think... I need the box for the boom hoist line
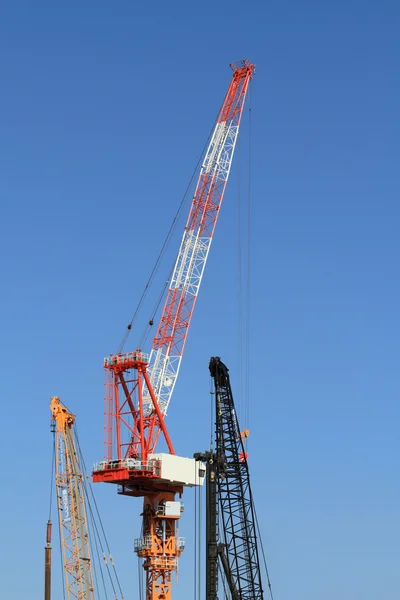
[195,357,265,600]
[93,60,255,600]
[50,397,124,600]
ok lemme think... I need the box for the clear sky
[0,1,399,598]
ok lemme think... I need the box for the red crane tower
[93,59,255,600]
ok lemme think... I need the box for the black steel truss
[209,356,264,600]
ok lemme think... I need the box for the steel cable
[198,481,202,600]
[75,431,113,599]
[75,423,124,598]
[245,80,253,437]
[237,125,243,426]
[118,107,223,354]
[253,498,275,600]
[87,500,108,600]
[55,474,67,600]
[194,470,197,600]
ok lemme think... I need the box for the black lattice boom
[210,356,264,600]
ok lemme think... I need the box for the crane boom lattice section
[145,60,255,420]
[51,397,94,600]
[210,357,264,600]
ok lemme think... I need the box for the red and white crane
[93,59,255,600]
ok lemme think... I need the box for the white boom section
[142,118,240,417]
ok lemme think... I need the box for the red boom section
[103,352,174,464]
[152,60,254,357]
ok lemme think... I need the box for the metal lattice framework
[51,396,94,600]
[100,60,255,464]
[143,60,255,422]
[94,60,255,600]
[210,357,263,600]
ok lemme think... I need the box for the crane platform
[93,453,205,497]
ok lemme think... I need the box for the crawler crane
[195,357,267,600]
[92,60,255,600]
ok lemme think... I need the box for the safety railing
[149,557,177,569]
[104,351,149,367]
[134,536,152,552]
[93,458,161,474]
[176,537,185,551]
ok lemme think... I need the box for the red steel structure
[93,60,255,600]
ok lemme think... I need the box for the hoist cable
[73,428,111,599]
[76,439,122,599]
[245,80,253,434]
[87,503,108,600]
[55,462,67,600]
[80,462,116,599]
[198,481,202,600]
[118,107,224,354]
[74,424,124,598]
[138,262,174,349]
[81,457,109,600]
[90,538,101,600]
[253,499,275,600]
[220,570,230,600]
[237,127,243,425]
[194,464,199,600]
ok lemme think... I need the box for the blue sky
[1,1,399,598]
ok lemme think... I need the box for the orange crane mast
[93,60,255,600]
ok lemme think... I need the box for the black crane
[195,356,265,600]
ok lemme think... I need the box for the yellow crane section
[51,396,94,600]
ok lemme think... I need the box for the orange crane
[93,60,255,600]
[50,396,124,600]
[51,396,95,600]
